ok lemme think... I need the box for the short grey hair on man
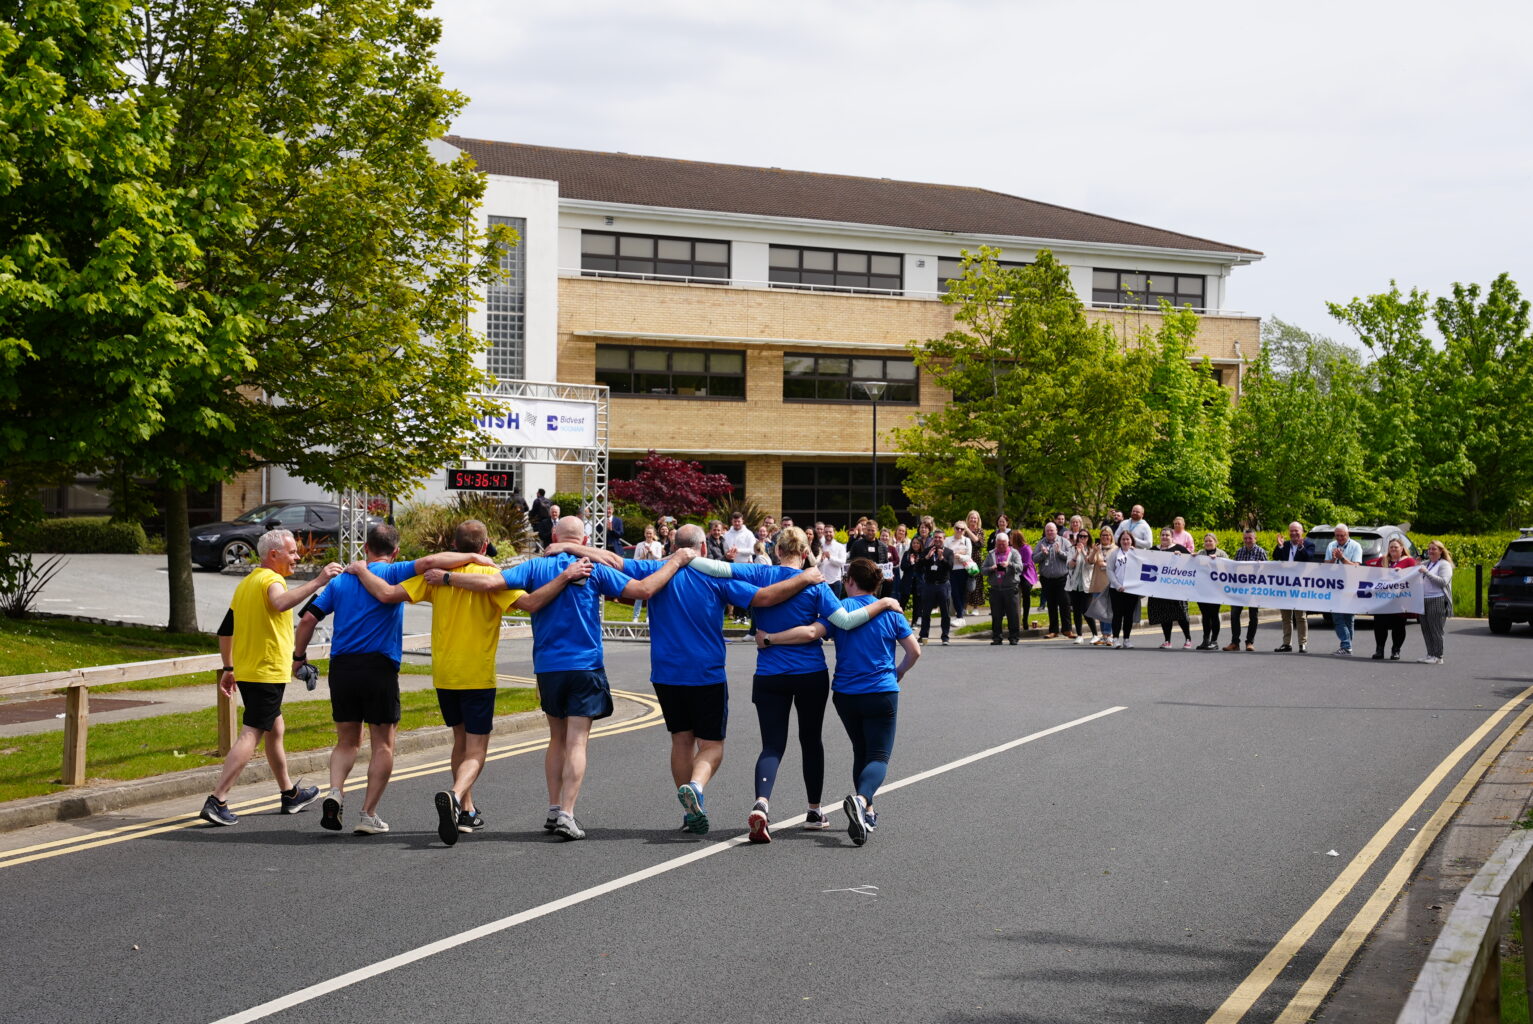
[675,523,705,550]
[257,529,295,559]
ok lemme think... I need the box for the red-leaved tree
[611,450,734,520]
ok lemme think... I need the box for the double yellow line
[0,689,664,871]
[1207,683,1533,1023]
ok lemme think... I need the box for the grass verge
[0,617,217,676]
[0,686,540,803]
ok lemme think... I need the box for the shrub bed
[17,517,146,554]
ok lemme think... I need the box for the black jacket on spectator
[847,537,888,567]
[1272,539,1316,562]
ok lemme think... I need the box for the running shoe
[843,794,869,847]
[320,792,343,832]
[552,812,586,841]
[1122,640,1134,649]
[1417,655,1442,664]
[280,781,320,814]
[199,795,237,826]
[865,809,878,832]
[434,790,461,846]
[1159,641,1171,650]
[458,809,486,833]
[940,638,951,646]
[747,800,772,844]
[1073,636,1086,645]
[544,808,560,832]
[804,808,831,830]
[678,782,709,835]
[1183,640,1194,650]
[1333,647,1352,657]
[354,813,390,835]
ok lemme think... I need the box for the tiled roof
[443,136,1261,257]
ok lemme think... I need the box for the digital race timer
[446,469,515,491]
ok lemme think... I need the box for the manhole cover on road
[0,696,160,725]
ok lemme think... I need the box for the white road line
[209,704,1127,1024]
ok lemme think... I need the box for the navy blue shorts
[537,669,613,720]
[653,682,728,741]
[236,682,285,731]
[436,688,496,735]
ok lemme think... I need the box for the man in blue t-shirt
[294,524,504,835]
[756,557,921,847]
[548,523,824,835]
[429,515,696,840]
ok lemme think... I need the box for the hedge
[17,516,147,554]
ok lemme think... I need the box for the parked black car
[1489,530,1533,634]
[190,500,380,570]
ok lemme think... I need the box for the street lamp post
[857,380,888,518]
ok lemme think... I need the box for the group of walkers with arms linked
[199,516,923,850]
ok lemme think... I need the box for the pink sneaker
[1183,640,1194,650]
[1159,641,1171,650]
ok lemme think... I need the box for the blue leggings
[752,670,830,802]
[832,690,898,803]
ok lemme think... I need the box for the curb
[0,708,550,835]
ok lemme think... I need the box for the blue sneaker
[843,794,869,847]
[677,783,709,835]
[280,781,320,814]
[865,808,878,832]
[199,795,237,826]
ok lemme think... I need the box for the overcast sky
[432,0,1531,343]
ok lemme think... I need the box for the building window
[486,216,527,380]
[782,355,918,403]
[1091,269,1205,310]
[781,462,909,528]
[936,257,1029,293]
[595,345,746,399]
[581,232,730,282]
[768,246,902,294]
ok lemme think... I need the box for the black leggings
[1161,612,1191,642]
[1069,590,1096,635]
[1197,602,1221,644]
[1019,582,1033,624]
[1041,576,1068,632]
[1373,614,1407,655]
[832,690,898,804]
[1110,589,1139,640]
[752,670,830,803]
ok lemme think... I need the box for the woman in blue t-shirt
[756,557,922,847]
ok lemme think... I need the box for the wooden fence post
[216,686,239,756]
[61,686,88,786]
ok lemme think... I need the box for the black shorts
[437,688,496,735]
[328,653,402,725]
[652,682,728,741]
[236,681,286,731]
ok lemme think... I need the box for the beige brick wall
[556,276,1260,509]
[220,469,265,520]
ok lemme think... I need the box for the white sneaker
[1073,636,1086,645]
[1110,639,1121,649]
[354,813,390,835]
[1121,640,1134,649]
[1416,655,1442,665]
[953,617,966,628]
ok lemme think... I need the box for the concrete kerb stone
[0,695,644,835]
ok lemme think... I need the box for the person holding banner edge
[1417,540,1453,665]
[1271,522,1316,653]
[1106,530,1140,649]
[1325,524,1364,656]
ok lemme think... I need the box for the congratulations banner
[1121,550,1425,615]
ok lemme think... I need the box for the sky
[431,0,1532,343]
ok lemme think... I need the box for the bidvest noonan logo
[1356,580,1374,600]
[546,414,559,432]
[1140,565,1159,583]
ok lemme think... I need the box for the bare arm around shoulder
[511,558,592,612]
[266,562,343,613]
[894,633,922,682]
[412,551,497,573]
[543,541,625,570]
[619,547,696,601]
[750,565,825,607]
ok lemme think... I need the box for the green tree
[0,0,214,525]
[1327,282,1433,523]
[894,248,1150,527]
[1130,304,1233,526]
[1420,274,1533,530]
[1230,321,1376,527]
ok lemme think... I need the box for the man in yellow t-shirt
[352,519,584,846]
[198,529,343,827]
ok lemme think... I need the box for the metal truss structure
[474,379,610,551]
[336,489,381,564]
